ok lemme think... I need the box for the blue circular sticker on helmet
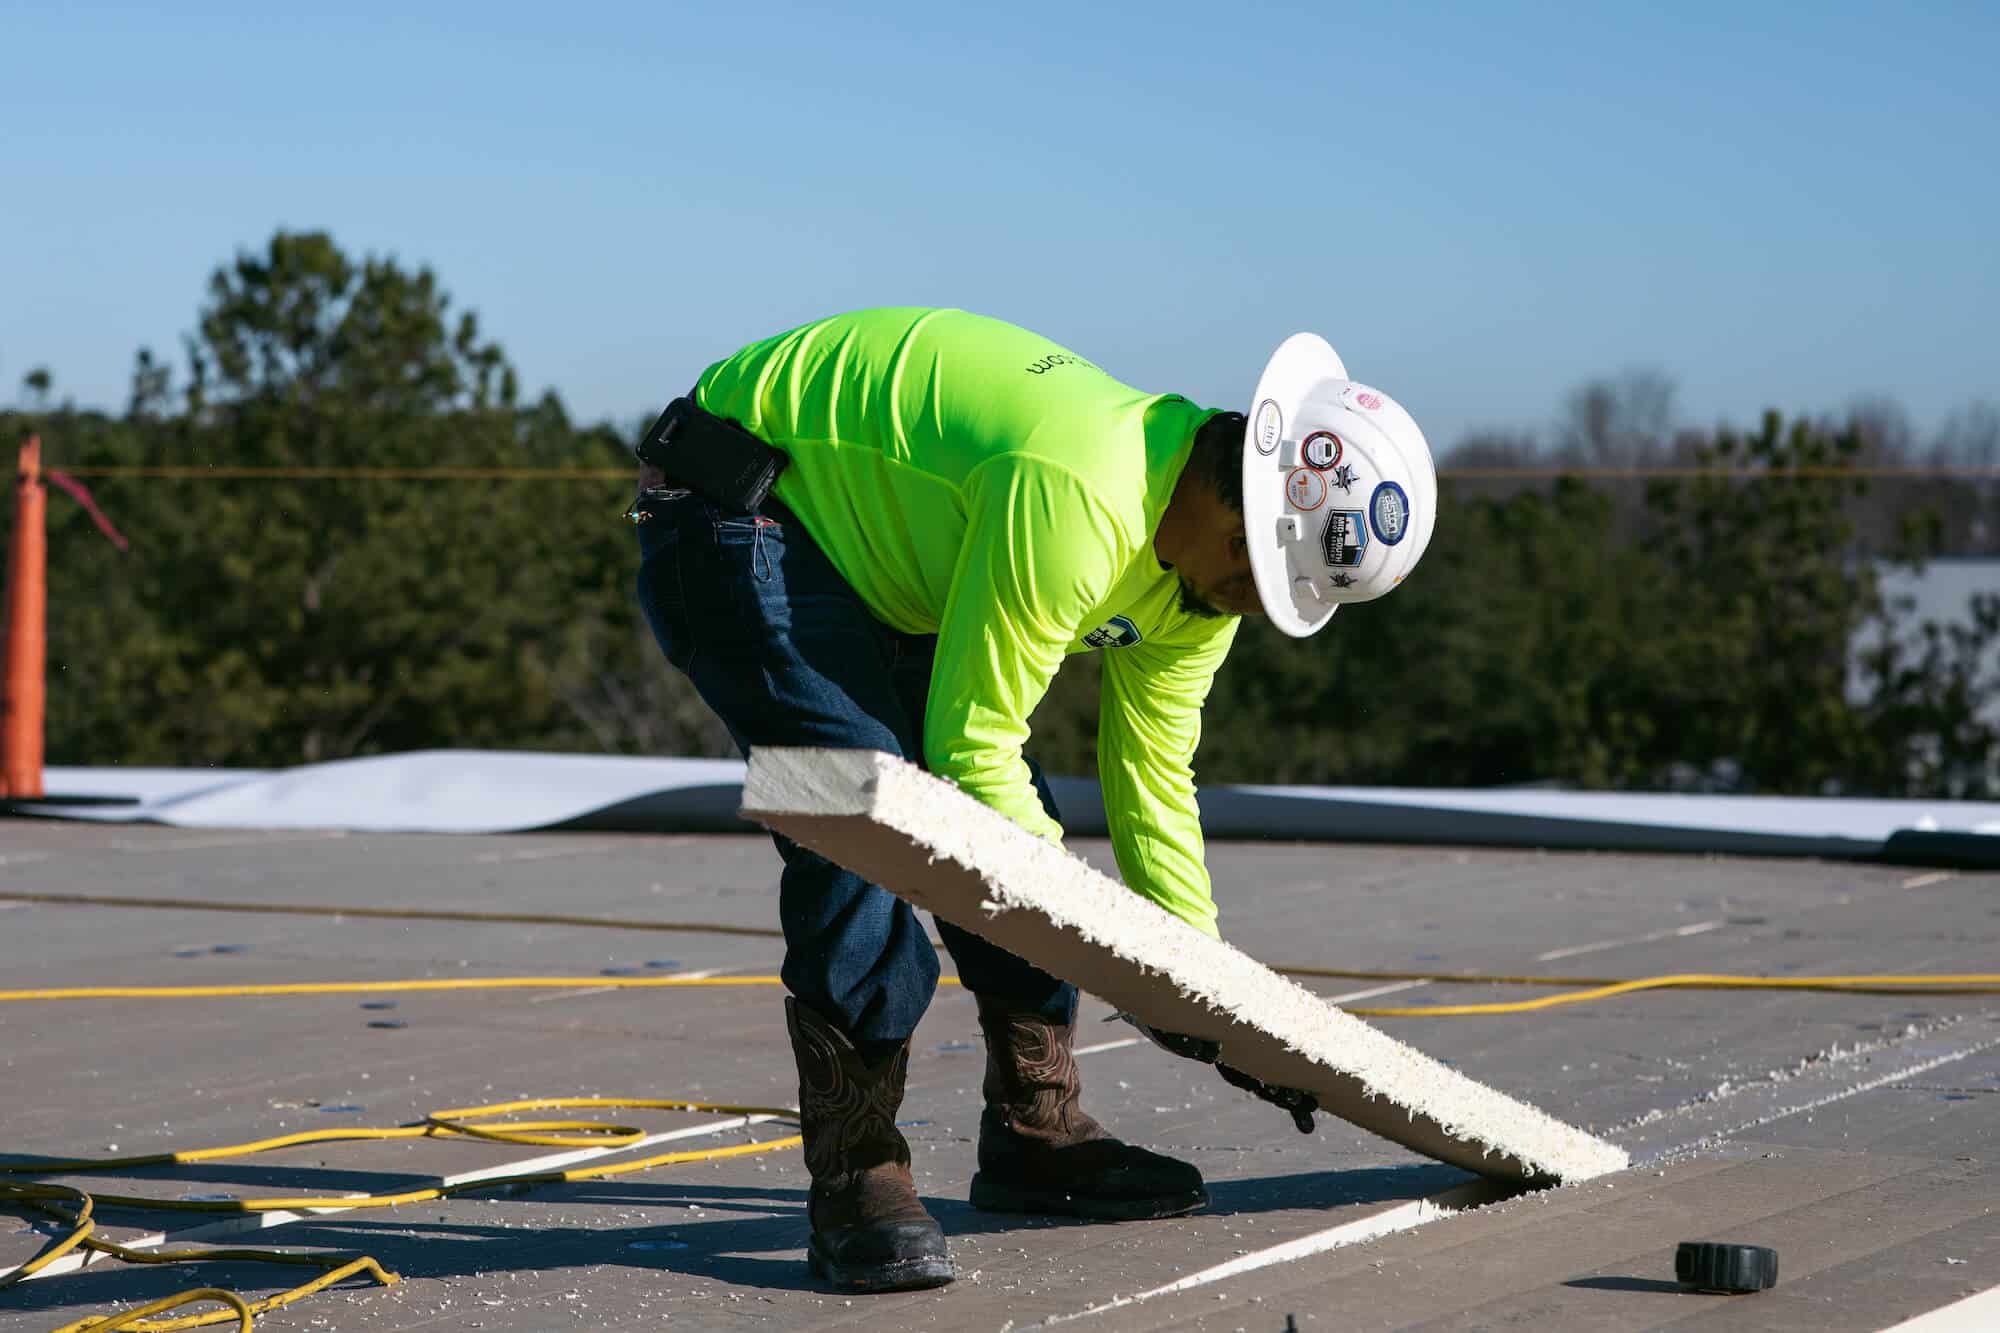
[1370,481,1410,545]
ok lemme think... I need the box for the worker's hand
[1118,1015,1319,1134]
[1214,1061,1319,1135]
[1120,1014,1221,1064]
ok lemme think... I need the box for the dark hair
[1190,410,1246,513]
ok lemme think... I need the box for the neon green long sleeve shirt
[695,308,1236,935]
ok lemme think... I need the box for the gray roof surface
[2,820,1995,1331]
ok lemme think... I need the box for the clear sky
[4,1,1995,449]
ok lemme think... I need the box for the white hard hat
[1241,333,1438,638]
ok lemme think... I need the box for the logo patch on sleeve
[1083,615,1144,649]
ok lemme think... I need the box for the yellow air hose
[7,892,2000,1329]
[5,969,2000,1013]
[3,1099,803,1331]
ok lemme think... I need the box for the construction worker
[630,308,1436,1292]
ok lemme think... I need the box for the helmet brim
[1243,333,1349,638]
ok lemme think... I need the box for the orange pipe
[3,435,46,799]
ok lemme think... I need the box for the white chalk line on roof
[4,1112,789,1286]
[4,1011,1162,1289]
[1031,1178,1516,1327]
[1882,1282,2000,1332]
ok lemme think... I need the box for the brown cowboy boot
[785,997,954,1292]
[967,994,1208,1220]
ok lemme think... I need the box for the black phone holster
[635,396,790,512]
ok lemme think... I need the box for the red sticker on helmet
[1301,431,1343,470]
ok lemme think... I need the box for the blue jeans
[634,489,1078,1059]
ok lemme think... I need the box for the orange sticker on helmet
[1285,467,1328,511]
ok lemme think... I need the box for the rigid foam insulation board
[741,747,1629,1186]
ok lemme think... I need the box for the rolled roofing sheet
[11,751,1998,864]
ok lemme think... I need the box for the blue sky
[4,1,1995,449]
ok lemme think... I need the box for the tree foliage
[4,229,1994,797]
[1189,413,1998,796]
[7,231,725,768]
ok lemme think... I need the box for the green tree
[24,231,664,766]
[1852,590,2000,796]
[1643,412,1875,792]
[6,233,1991,797]
[20,366,52,409]
[1196,411,1996,798]
[1198,480,1683,789]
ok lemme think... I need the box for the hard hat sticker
[1301,431,1343,471]
[1253,400,1283,455]
[1285,467,1328,511]
[1331,462,1358,493]
[1344,387,1384,413]
[1370,481,1410,545]
[1321,509,1368,568]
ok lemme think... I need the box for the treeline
[1439,370,2000,557]
[4,232,1996,797]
